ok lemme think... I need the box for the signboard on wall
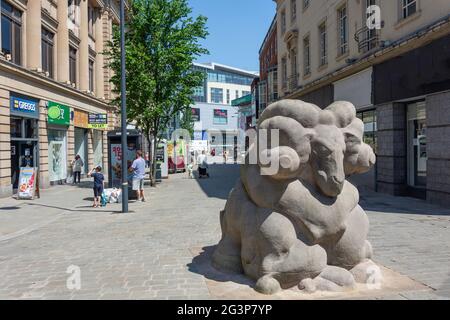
[88,113,108,129]
[213,109,228,125]
[191,108,200,122]
[48,101,70,125]
[73,110,89,128]
[10,94,39,119]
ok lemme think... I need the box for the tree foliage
[104,0,208,184]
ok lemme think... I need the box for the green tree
[105,0,208,185]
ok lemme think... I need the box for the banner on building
[88,113,108,129]
[17,167,38,199]
[48,101,70,125]
[191,108,200,122]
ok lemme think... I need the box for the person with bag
[88,166,104,208]
[71,155,84,184]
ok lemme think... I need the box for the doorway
[74,128,88,174]
[11,140,38,190]
[407,101,427,188]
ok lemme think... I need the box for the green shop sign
[47,101,70,125]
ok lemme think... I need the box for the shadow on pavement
[187,245,255,288]
[23,202,122,214]
[194,164,240,200]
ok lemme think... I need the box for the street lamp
[120,0,128,213]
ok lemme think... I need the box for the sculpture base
[189,246,429,300]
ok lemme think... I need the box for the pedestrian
[145,152,150,168]
[71,155,84,184]
[129,150,146,202]
[197,150,209,178]
[187,159,194,179]
[223,150,228,163]
[88,166,104,208]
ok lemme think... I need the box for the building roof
[193,62,259,78]
[259,14,277,55]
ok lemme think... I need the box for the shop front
[47,101,70,184]
[88,113,108,168]
[73,110,89,175]
[10,94,40,191]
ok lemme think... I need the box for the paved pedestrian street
[0,165,449,300]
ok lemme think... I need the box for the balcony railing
[355,26,380,53]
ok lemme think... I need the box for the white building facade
[191,63,258,157]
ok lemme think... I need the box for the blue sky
[188,0,276,73]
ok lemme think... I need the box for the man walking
[130,150,146,202]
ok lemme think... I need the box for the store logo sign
[10,95,39,118]
[48,101,70,125]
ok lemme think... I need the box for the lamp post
[120,0,128,213]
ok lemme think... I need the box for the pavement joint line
[0,213,66,243]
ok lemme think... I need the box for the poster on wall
[213,109,228,124]
[191,108,200,122]
[18,167,38,199]
[88,114,108,129]
[110,143,137,188]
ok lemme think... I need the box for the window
[226,89,230,104]
[210,88,223,104]
[68,0,76,23]
[42,28,54,78]
[356,110,377,153]
[193,86,206,102]
[281,57,287,89]
[213,109,228,125]
[319,22,327,66]
[291,0,297,21]
[88,6,95,37]
[69,46,77,85]
[303,0,310,9]
[1,1,22,65]
[401,0,417,19]
[303,36,310,76]
[235,90,239,99]
[338,5,348,56]
[89,59,94,92]
[206,70,253,85]
[281,10,286,34]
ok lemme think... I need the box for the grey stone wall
[376,103,407,196]
[426,90,450,207]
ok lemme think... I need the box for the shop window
[10,117,22,138]
[357,110,377,153]
[24,118,38,139]
[1,1,22,65]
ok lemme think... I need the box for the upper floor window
[303,0,310,10]
[88,6,95,37]
[337,5,348,56]
[291,0,297,21]
[68,0,77,23]
[226,89,230,104]
[281,10,286,34]
[319,22,327,66]
[281,57,287,89]
[1,1,22,65]
[89,59,94,92]
[69,46,77,85]
[210,88,223,104]
[401,0,417,19]
[42,28,55,78]
[235,90,239,99]
[303,36,310,76]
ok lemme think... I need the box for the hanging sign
[48,101,70,125]
[18,167,38,199]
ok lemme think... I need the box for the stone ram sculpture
[212,100,380,294]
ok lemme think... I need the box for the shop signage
[191,108,200,122]
[18,167,38,199]
[73,110,89,128]
[48,101,70,125]
[88,113,108,129]
[10,95,39,119]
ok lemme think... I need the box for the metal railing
[355,26,380,53]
